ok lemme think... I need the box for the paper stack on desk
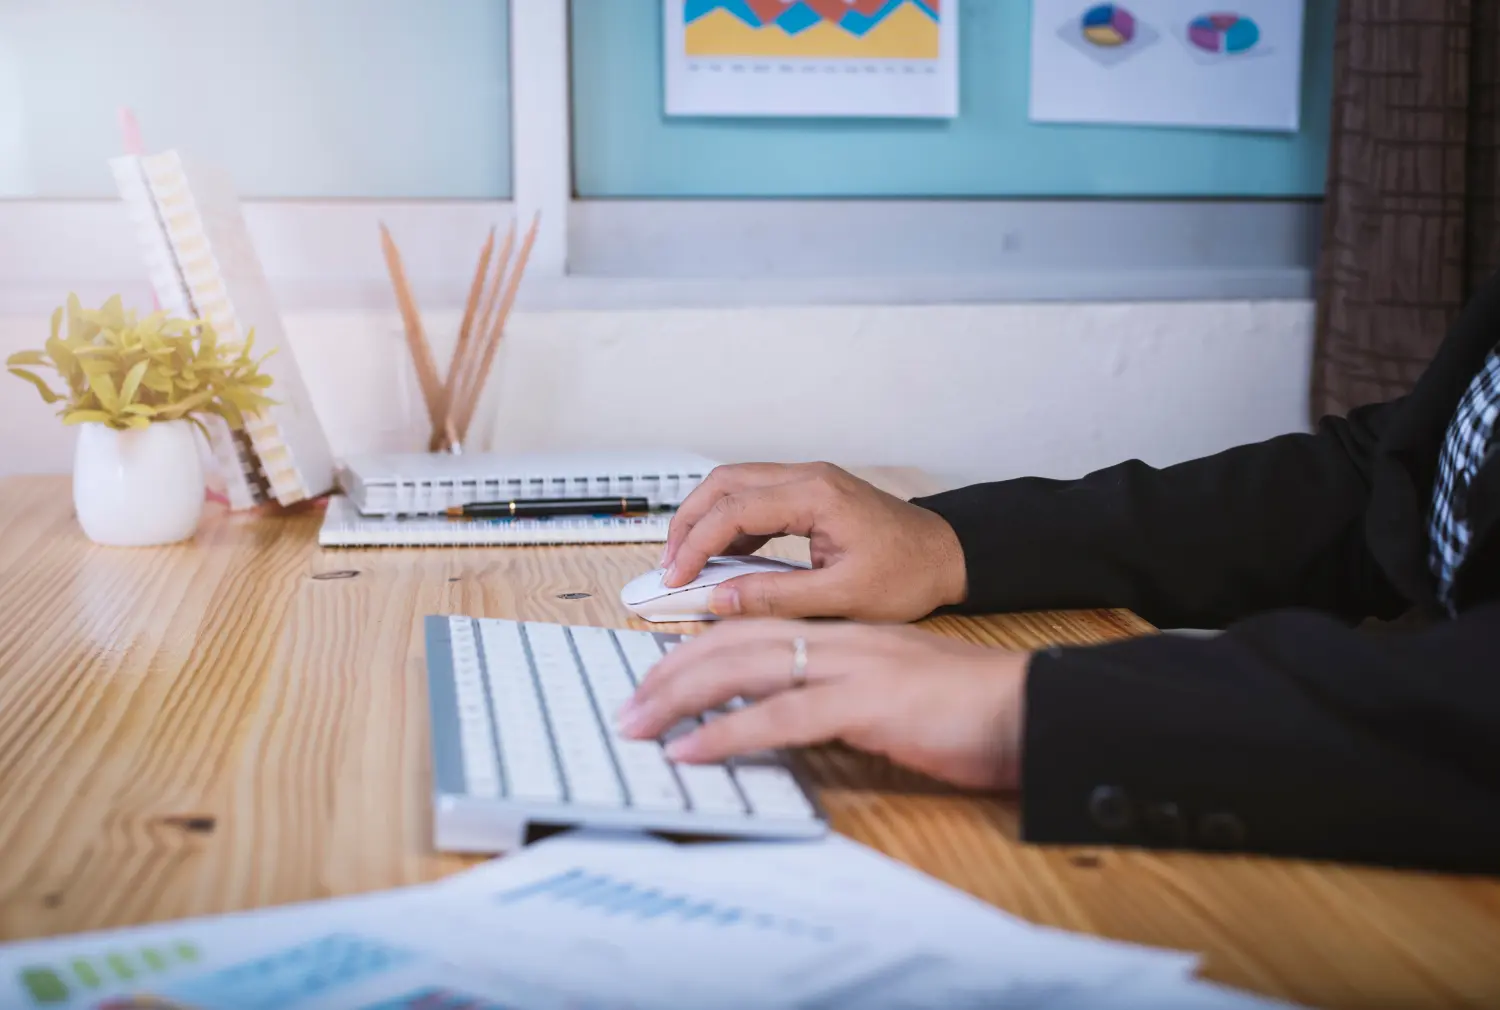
[0,831,1300,1009]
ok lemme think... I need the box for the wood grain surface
[1,471,1498,1009]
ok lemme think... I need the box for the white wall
[0,299,1314,490]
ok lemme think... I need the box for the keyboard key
[615,629,664,684]
[569,626,636,714]
[613,738,688,812]
[571,627,686,812]
[673,762,747,817]
[478,619,562,803]
[449,618,500,798]
[524,623,624,808]
[733,765,816,820]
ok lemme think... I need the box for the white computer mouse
[620,555,812,623]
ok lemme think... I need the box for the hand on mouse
[617,620,1029,791]
[659,463,967,622]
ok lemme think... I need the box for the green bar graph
[18,939,204,1007]
[18,968,67,1005]
[69,958,101,988]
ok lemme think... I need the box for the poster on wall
[1029,1,1305,131]
[664,0,958,119]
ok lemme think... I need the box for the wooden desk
[1,471,1497,1009]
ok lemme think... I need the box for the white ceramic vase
[72,420,205,547]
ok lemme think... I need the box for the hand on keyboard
[428,617,827,851]
[617,620,1031,792]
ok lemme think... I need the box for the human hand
[617,620,1029,791]
[659,462,968,622]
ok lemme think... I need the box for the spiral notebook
[319,450,719,547]
[111,149,336,510]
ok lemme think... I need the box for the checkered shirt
[1429,342,1500,611]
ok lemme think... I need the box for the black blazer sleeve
[1019,602,1500,874]
[911,400,1409,630]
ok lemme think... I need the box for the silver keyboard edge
[438,795,827,842]
[424,615,468,799]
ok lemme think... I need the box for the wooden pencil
[452,212,539,441]
[449,222,515,437]
[431,225,497,450]
[379,223,444,436]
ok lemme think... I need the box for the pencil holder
[381,214,538,453]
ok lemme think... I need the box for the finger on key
[662,463,801,580]
[628,619,803,703]
[666,683,850,763]
[631,617,878,704]
[619,638,812,740]
[665,484,821,590]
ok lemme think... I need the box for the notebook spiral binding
[111,149,336,510]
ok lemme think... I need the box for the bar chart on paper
[665,0,958,118]
[492,867,836,938]
[427,852,900,1006]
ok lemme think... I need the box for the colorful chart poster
[665,0,959,118]
[1029,1,1305,131]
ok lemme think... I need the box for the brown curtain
[1311,0,1500,420]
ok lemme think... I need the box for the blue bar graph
[491,869,836,940]
[164,933,415,1010]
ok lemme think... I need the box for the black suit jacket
[912,275,1500,875]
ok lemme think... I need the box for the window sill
[0,197,1317,317]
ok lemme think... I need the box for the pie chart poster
[1029,0,1305,131]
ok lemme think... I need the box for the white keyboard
[424,616,827,852]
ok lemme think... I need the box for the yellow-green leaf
[122,403,158,416]
[156,388,214,418]
[61,409,114,425]
[77,357,119,376]
[119,359,149,406]
[9,367,64,403]
[216,399,245,430]
[219,387,266,410]
[87,371,120,412]
[66,293,83,339]
[46,335,77,374]
[7,350,48,367]
[49,306,62,344]
[139,369,173,393]
[100,294,125,328]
